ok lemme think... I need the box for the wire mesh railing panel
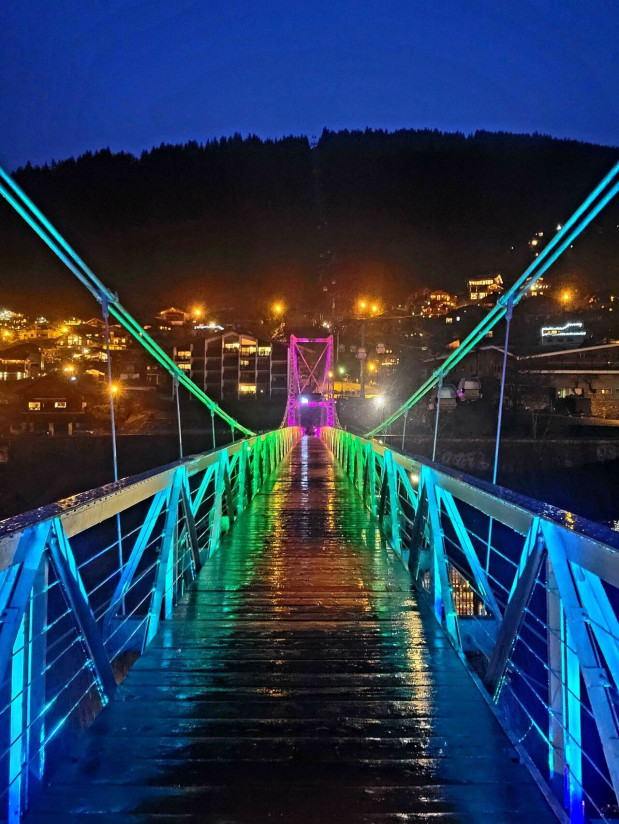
[0,427,301,821]
[322,426,619,824]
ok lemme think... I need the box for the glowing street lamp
[273,302,284,315]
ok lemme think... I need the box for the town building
[421,290,458,317]
[518,342,619,418]
[16,375,87,435]
[540,320,587,347]
[467,274,503,302]
[424,341,619,418]
[0,342,46,381]
[524,276,550,298]
[174,331,288,400]
[156,307,192,331]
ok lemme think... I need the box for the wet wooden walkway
[28,437,556,823]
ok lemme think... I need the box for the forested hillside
[1,128,617,316]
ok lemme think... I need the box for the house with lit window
[16,375,87,435]
[0,342,46,381]
[156,307,191,330]
[467,274,503,302]
[174,332,288,400]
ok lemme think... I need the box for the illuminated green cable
[0,166,255,437]
[367,162,619,437]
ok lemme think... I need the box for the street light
[273,302,284,315]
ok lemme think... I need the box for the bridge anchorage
[284,334,339,431]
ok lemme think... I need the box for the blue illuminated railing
[0,427,301,821]
[322,426,619,824]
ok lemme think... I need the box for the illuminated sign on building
[541,322,586,338]
[540,321,586,347]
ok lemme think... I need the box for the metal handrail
[0,427,302,821]
[322,425,619,824]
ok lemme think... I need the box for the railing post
[543,521,619,809]
[546,558,583,823]
[423,468,460,648]
[236,442,249,516]
[9,611,26,821]
[25,558,47,795]
[8,557,49,821]
[146,470,183,645]
[547,558,564,791]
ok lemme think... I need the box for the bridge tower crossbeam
[285,334,338,429]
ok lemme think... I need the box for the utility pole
[359,318,366,400]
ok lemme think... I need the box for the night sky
[1,0,617,171]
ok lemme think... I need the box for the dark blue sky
[1,0,617,170]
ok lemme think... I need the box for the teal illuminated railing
[0,427,301,821]
[322,426,619,824]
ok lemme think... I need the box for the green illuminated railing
[0,427,301,820]
[322,426,619,824]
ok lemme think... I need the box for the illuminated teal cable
[367,163,619,437]
[0,166,255,437]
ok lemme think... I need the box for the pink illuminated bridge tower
[285,334,339,430]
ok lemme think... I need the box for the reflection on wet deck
[27,437,556,823]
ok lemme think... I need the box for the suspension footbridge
[1,163,619,823]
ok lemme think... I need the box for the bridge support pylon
[284,334,338,429]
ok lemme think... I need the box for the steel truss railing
[322,426,619,824]
[0,427,301,821]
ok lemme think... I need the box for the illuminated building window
[224,342,240,350]
[239,384,256,395]
[28,401,41,411]
[258,346,271,357]
[240,358,250,367]
[54,401,67,409]
[178,363,191,372]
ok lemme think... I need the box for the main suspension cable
[0,165,255,437]
[366,162,619,437]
